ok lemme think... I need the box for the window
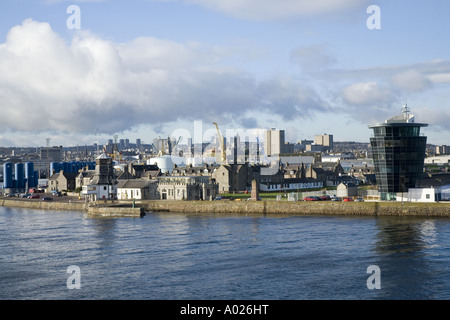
[426,194,430,199]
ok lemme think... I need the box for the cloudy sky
[1,0,450,147]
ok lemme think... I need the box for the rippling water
[1,206,450,300]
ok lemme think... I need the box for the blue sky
[1,0,450,147]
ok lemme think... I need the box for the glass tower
[369,106,428,201]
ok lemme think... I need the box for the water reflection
[374,217,439,299]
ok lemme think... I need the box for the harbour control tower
[368,106,428,201]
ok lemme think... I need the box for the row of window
[372,126,421,137]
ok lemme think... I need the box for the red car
[304,196,321,201]
[28,194,40,199]
[343,197,354,202]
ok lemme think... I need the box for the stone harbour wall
[2,198,450,218]
[139,200,450,217]
[0,199,87,211]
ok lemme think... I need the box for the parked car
[355,197,364,202]
[304,196,321,201]
[28,194,40,199]
[331,196,342,201]
[343,197,354,202]
[320,195,331,201]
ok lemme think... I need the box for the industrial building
[40,146,63,163]
[369,106,428,201]
[2,162,39,193]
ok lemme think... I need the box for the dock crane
[171,136,183,157]
[212,122,227,164]
[172,136,182,149]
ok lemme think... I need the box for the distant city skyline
[1,1,450,147]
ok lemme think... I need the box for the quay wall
[86,205,145,217]
[2,198,450,217]
[139,200,450,217]
[0,199,143,217]
[0,199,87,211]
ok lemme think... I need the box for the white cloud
[342,81,393,106]
[390,69,432,92]
[427,73,450,84]
[0,19,328,140]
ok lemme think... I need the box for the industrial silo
[3,162,13,189]
[15,163,25,189]
[25,162,36,188]
[34,171,39,188]
[61,162,69,173]
[50,162,60,176]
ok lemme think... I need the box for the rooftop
[368,105,428,128]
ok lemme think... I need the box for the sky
[1,0,450,147]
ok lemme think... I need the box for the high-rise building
[369,106,428,201]
[314,134,333,153]
[264,128,285,157]
[436,145,450,155]
[40,146,63,162]
[136,138,141,150]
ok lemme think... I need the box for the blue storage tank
[34,171,39,188]
[25,162,36,188]
[61,162,69,173]
[70,162,76,173]
[50,162,59,175]
[15,163,24,188]
[3,162,13,188]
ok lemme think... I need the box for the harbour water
[1,206,450,300]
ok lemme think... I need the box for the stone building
[212,164,260,193]
[48,171,78,192]
[170,163,260,194]
[117,179,159,200]
[157,175,218,200]
[336,182,358,198]
[75,167,95,190]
